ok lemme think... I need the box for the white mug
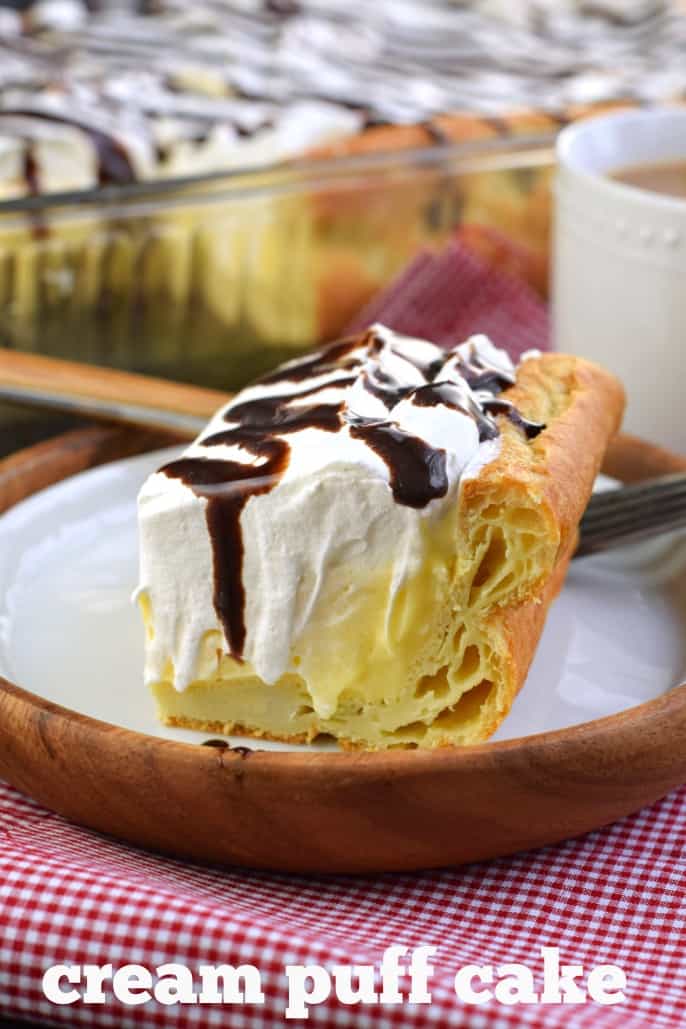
[554,108,686,453]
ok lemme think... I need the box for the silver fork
[576,474,686,557]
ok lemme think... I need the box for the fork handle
[0,349,229,439]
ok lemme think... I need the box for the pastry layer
[138,332,624,749]
[150,541,573,750]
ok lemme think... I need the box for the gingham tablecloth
[1,779,685,1028]
[2,239,685,1028]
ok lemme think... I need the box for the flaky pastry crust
[152,352,624,750]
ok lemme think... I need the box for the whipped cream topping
[137,326,543,696]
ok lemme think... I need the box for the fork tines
[576,473,686,557]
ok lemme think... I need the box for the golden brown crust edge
[494,536,575,741]
[446,352,625,743]
[304,104,638,162]
[463,353,626,566]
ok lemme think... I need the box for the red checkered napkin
[1,240,685,1029]
[347,238,550,357]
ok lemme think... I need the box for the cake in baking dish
[3,1,686,371]
[4,0,686,195]
[136,325,624,749]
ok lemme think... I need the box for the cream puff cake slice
[136,325,624,749]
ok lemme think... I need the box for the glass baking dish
[0,133,557,377]
[0,131,556,452]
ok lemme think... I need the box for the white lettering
[332,965,378,1005]
[42,965,81,1005]
[40,951,628,1012]
[285,965,331,1019]
[408,946,436,1004]
[82,964,111,1004]
[113,965,152,1006]
[541,947,586,1004]
[454,965,493,1005]
[154,963,197,1005]
[587,965,627,1005]
[379,945,407,1003]
[494,964,538,1005]
[199,964,265,1004]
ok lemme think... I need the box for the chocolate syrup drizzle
[348,421,449,509]
[161,329,544,662]
[161,442,288,660]
[3,109,137,185]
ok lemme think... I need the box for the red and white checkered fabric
[1,240,684,1027]
[1,778,685,1028]
[347,240,550,357]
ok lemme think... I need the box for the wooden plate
[0,426,685,875]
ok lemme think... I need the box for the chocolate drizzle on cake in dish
[2,109,138,185]
[160,324,544,662]
[3,0,685,203]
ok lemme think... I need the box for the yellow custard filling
[145,479,558,749]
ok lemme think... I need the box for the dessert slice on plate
[136,324,624,749]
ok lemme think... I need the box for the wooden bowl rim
[1,425,685,780]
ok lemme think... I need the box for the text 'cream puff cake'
[136,325,624,749]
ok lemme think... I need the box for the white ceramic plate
[1,446,685,751]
